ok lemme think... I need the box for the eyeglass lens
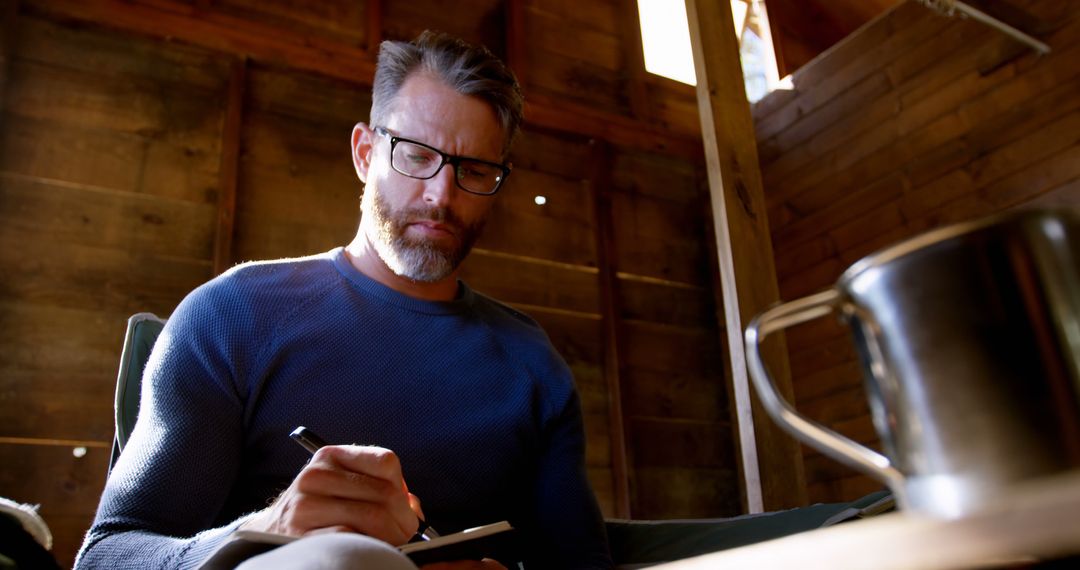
[391,139,503,195]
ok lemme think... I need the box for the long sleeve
[76,282,256,569]
[528,390,612,569]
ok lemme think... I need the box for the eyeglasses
[373,126,511,196]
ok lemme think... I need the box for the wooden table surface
[653,471,1080,569]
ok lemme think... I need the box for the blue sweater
[76,248,611,569]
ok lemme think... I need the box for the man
[76,31,612,569]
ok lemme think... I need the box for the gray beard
[368,191,484,283]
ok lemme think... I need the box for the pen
[289,426,440,542]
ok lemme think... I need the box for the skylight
[637,0,785,102]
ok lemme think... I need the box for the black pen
[289,426,440,542]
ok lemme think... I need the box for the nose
[422,162,456,207]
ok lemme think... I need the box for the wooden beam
[367,0,382,53]
[213,57,246,276]
[525,93,702,158]
[685,0,807,513]
[505,0,528,92]
[28,0,702,160]
[0,0,17,112]
[618,0,651,120]
[29,0,378,85]
[589,139,633,519]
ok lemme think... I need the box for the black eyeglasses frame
[372,126,511,196]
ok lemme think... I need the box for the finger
[408,493,426,520]
[320,445,407,484]
[286,494,414,544]
[299,448,417,536]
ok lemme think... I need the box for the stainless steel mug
[745,209,1080,517]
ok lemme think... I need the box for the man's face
[353,72,504,283]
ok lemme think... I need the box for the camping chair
[108,312,167,473]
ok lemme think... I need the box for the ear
[351,122,375,183]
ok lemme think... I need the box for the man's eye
[460,163,495,179]
[406,152,435,165]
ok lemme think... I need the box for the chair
[108,312,167,473]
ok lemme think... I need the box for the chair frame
[109,312,166,471]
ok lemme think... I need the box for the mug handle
[744,289,905,489]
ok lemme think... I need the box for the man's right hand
[241,445,422,546]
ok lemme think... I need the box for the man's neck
[344,232,461,302]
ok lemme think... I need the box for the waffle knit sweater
[75,248,611,569]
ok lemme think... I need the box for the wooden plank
[245,63,372,124]
[30,0,378,85]
[793,360,864,403]
[0,301,125,374]
[28,0,701,158]
[646,81,702,137]
[5,59,224,145]
[0,370,114,440]
[610,145,702,203]
[621,321,725,378]
[617,277,712,329]
[629,417,733,468]
[210,0,368,47]
[687,0,806,513]
[622,367,728,422]
[528,310,602,365]
[505,0,526,89]
[525,3,621,71]
[589,139,631,518]
[15,13,228,92]
[0,443,110,568]
[381,0,502,49]
[0,0,17,113]
[526,47,628,117]
[753,3,935,140]
[616,0,649,121]
[366,0,381,52]
[805,474,885,505]
[213,57,245,275]
[460,251,599,316]
[800,387,872,427]
[633,467,740,519]
[524,92,703,159]
[0,174,216,260]
[765,29,1080,207]
[509,128,592,181]
[0,230,209,316]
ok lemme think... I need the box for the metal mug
[745,208,1080,517]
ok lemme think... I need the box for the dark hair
[370,31,524,158]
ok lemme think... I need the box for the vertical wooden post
[505,0,528,91]
[619,0,650,120]
[213,57,246,276]
[590,138,633,519]
[685,0,807,513]
[367,0,382,53]
[0,0,18,111]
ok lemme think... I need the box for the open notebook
[198,521,518,568]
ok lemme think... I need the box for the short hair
[370,31,524,159]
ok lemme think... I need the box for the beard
[366,189,486,283]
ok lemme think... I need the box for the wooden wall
[0,0,733,566]
[753,0,1080,504]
